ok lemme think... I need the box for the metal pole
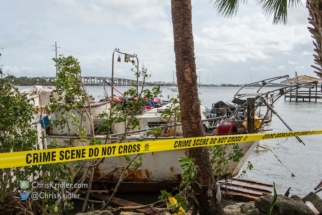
[55,41,57,75]
[247,98,255,133]
[135,55,139,94]
[262,98,305,145]
[111,48,139,95]
[0,66,2,79]
[111,48,117,106]
[0,48,3,79]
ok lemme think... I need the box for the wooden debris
[92,194,162,215]
[219,178,273,201]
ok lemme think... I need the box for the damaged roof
[280,75,322,84]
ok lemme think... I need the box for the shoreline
[70,191,322,215]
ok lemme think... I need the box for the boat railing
[109,115,227,137]
[234,81,318,106]
[234,75,290,96]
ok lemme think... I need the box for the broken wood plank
[223,180,272,193]
[221,184,264,196]
[221,190,259,201]
[92,194,161,215]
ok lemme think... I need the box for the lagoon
[84,85,322,198]
[18,85,322,198]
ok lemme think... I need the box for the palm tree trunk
[307,0,322,78]
[171,0,222,214]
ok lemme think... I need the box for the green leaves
[0,80,39,200]
[49,55,90,138]
[161,98,181,131]
[147,127,162,139]
[131,155,142,168]
[242,161,254,174]
[158,190,188,213]
[52,55,83,99]
[179,157,197,187]
[212,0,246,17]
[50,55,86,113]
[258,0,302,24]
[89,138,102,145]
[0,59,80,212]
[123,155,142,168]
[0,80,37,153]
[208,144,245,179]
[268,182,277,215]
[229,144,244,162]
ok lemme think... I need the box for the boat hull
[47,136,257,193]
[22,85,263,193]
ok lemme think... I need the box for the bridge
[41,76,153,86]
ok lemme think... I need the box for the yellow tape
[0,129,321,168]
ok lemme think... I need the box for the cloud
[288,60,298,65]
[52,0,172,34]
[302,51,313,56]
[277,65,285,70]
[198,12,310,60]
[0,0,317,84]
[3,66,33,76]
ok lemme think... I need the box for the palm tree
[171,0,201,139]
[171,1,219,214]
[307,0,322,79]
[170,0,299,214]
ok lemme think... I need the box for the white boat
[20,75,315,193]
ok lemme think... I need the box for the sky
[0,0,316,85]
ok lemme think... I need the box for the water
[84,85,322,198]
[19,85,322,198]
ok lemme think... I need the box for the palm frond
[212,0,248,17]
[288,0,302,8]
[257,0,302,24]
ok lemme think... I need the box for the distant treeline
[3,76,53,86]
[2,76,283,87]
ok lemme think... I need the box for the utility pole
[52,41,60,76]
[0,48,3,79]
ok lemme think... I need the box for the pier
[41,76,153,86]
[281,75,322,102]
[284,86,322,102]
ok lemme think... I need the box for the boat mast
[173,70,174,86]
[196,68,200,88]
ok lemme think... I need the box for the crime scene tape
[0,129,321,169]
